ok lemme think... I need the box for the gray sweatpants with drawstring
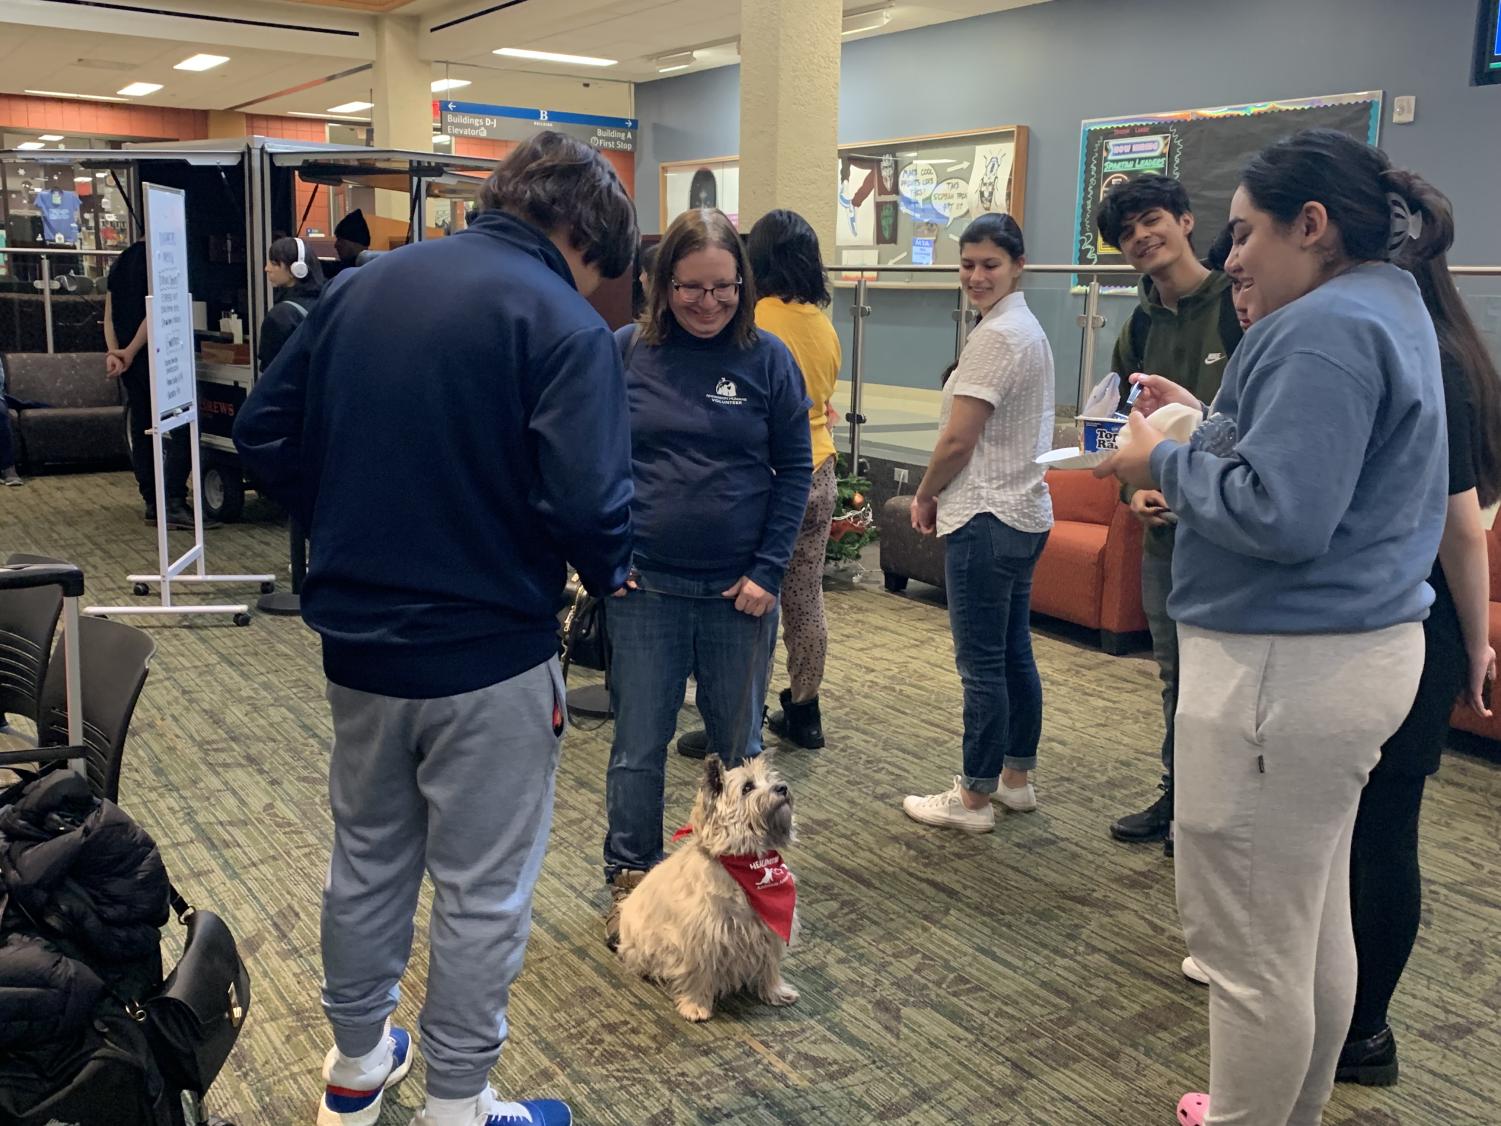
[320,657,565,1100]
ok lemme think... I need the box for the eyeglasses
[671,278,742,304]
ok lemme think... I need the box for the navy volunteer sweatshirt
[234,211,634,699]
[615,320,812,594]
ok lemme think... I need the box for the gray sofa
[3,352,128,471]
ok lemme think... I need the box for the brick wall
[0,93,209,140]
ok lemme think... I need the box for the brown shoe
[604,869,647,951]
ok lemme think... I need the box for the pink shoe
[1177,1092,1208,1125]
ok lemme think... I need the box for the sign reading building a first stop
[435,100,637,153]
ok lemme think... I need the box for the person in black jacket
[258,236,324,371]
[234,131,636,1126]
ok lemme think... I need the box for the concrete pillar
[737,0,841,256]
[371,14,432,223]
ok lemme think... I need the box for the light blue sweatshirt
[1150,262,1447,635]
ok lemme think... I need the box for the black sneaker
[1336,1025,1398,1086]
[676,729,709,759]
[1110,785,1173,842]
[165,501,221,530]
[143,504,156,524]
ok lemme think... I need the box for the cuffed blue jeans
[603,568,777,881]
[944,513,1049,793]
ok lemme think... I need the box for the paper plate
[1036,447,1111,470]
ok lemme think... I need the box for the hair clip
[1386,192,1423,257]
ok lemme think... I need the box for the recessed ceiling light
[117,82,164,97]
[174,54,229,72]
[493,48,616,67]
[655,51,696,73]
[74,176,92,183]
[25,89,129,102]
[96,172,109,178]
[327,100,374,113]
[39,134,65,142]
[842,6,893,36]
[432,134,452,143]
[431,79,471,92]
[288,111,371,122]
[16,142,45,150]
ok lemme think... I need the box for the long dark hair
[1387,174,1501,507]
[641,208,757,348]
[1244,130,1501,504]
[747,209,830,307]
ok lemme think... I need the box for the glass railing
[0,247,121,355]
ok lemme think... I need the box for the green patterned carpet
[3,469,1499,1125]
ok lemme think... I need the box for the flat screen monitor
[1476,0,1501,85]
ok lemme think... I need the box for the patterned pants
[777,456,838,702]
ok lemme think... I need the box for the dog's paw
[675,997,713,1022]
[764,981,800,1007]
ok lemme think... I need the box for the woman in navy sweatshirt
[603,208,811,945]
[1099,130,1450,1125]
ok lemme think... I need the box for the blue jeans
[603,568,778,880]
[944,513,1049,792]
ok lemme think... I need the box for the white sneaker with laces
[1182,956,1209,985]
[411,1086,573,1125]
[318,1023,413,1126]
[902,777,995,833]
[994,780,1037,812]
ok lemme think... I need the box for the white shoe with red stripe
[317,1025,414,1126]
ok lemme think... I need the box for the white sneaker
[411,1086,573,1125]
[1182,956,1209,985]
[902,778,995,833]
[994,781,1037,812]
[318,1024,414,1126]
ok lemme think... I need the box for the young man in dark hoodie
[234,132,636,1126]
[1095,175,1243,857]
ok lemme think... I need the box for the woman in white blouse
[902,212,1056,833]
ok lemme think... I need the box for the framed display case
[658,124,1029,285]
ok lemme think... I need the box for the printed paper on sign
[968,143,1015,215]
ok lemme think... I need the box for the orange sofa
[1448,522,1501,744]
[1032,469,1148,653]
[877,469,1148,653]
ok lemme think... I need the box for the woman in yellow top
[748,209,841,748]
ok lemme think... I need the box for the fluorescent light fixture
[74,176,92,183]
[288,111,370,122]
[327,100,374,113]
[842,6,893,36]
[118,81,164,96]
[96,171,109,177]
[431,78,471,92]
[432,134,452,143]
[493,47,616,67]
[655,50,696,73]
[25,89,129,102]
[175,53,229,72]
[39,134,65,141]
[16,142,45,150]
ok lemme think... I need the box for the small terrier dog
[617,754,800,1022]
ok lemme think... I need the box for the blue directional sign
[438,100,636,152]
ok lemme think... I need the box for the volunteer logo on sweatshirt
[709,377,746,406]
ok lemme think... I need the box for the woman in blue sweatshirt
[1099,130,1449,1125]
[603,208,811,944]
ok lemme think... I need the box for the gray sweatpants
[320,658,564,1100]
[1175,623,1422,1125]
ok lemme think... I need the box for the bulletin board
[1073,90,1383,286]
[658,124,1029,281]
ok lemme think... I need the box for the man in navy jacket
[235,132,634,1126]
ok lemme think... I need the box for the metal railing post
[951,285,972,365]
[847,277,871,471]
[41,253,55,354]
[1076,277,1105,413]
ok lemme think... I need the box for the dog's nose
[773,783,789,797]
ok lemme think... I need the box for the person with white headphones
[260,234,326,372]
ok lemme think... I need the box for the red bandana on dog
[672,826,796,943]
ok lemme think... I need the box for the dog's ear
[702,754,725,798]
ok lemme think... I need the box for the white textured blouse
[935,290,1055,537]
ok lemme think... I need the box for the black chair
[23,614,156,803]
[0,552,64,734]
